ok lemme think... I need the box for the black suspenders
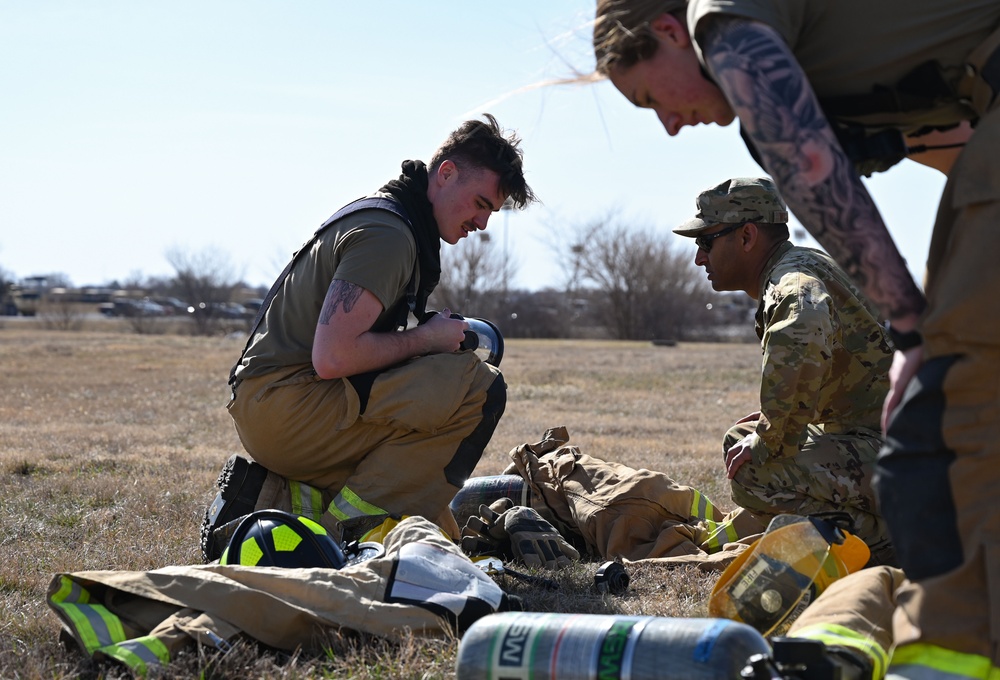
[228,196,412,390]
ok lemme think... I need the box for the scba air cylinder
[455,612,771,680]
[450,474,529,528]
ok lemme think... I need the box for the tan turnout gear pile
[501,427,765,570]
[48,517,514,676]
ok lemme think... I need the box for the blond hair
[593,0,686,75]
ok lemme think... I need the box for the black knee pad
[444,377,507,487]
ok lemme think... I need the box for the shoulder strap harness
[228,196,417,390]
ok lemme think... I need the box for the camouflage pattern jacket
[750,242,893,464]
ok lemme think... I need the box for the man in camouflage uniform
[674,177,896,565]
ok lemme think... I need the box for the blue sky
[2,1,944,292]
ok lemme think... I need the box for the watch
[885,321,923,352]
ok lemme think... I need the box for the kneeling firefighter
[201,311,507,563]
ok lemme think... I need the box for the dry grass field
[0,327,761,679]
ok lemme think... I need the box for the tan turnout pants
[876,103,1000,668]
[228,351,505,539]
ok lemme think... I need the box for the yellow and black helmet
[220,510,347,569]
[708,514,870,637]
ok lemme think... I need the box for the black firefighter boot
[200,454,269,562]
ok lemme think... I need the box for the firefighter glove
[461,498,579,570]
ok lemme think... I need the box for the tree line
[1,214,756,342]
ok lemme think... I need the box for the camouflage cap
[674,177,789,237]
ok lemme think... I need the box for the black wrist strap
[885,321,923,351]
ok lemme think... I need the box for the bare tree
[568,212,714,341]
[39,296,85,331]
[166,246,243,335]
[0,266,13,316]
[429,233,517,322]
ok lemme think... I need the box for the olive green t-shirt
[688,0,1000,130]
[234,198,417,382]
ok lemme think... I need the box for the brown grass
[0,328,760,679]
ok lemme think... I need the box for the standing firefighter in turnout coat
[201,115,536,561]
[674,177,895,566]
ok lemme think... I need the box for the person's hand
[419,307,468,354]
[460,499,579,570]
[734,411,761,425]
[882,346,923,432]
[725,434,756,479]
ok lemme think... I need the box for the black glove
[461,498,580,570]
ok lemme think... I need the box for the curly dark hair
[429,114,536,210]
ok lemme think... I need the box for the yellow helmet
[360,516,406,544]
[708,514,869,637]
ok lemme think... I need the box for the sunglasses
[695,222,745,252]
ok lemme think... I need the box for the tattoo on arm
[318,280,363,325]
[700,17,926,319]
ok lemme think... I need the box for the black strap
[819,60,958,120]
[228,196,412,389]
[982,43,1000,102]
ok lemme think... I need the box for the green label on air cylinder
[486,614,645,680]
[596,619,638,680]
[490,614,545,679]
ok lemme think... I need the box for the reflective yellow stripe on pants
[890,643,1000,680]
[690,490,743,553]
[701,519,741,553]
[328,484,388,522]
[690,489,722,522]
[289,479,325,522]
[792,622,888,680]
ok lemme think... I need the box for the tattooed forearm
[318,280,363,325]
[700,17,926,319]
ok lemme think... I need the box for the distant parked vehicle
[10,279,44,316]
[189,301,249,319]
[150,297,191,315]
[99,298,166,317]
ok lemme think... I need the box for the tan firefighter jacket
[47,517,512,676]
[502,427,764,570]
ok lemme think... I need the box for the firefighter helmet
[420,311,505,367]
[220,510,347,569]
[460,317,504,367]
[708,514,870,637]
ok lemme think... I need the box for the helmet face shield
[721,548,820,636]
[708,514,868,637]
[460,317,504,367]
[423,311,505,367]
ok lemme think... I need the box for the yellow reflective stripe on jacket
[791,622,888,680]
[49,575,127,654]
[328,485,387,521]
[689,489,721,521]
[890,643,1000,679]
[289,480,324,522]
[100,635,171,676]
